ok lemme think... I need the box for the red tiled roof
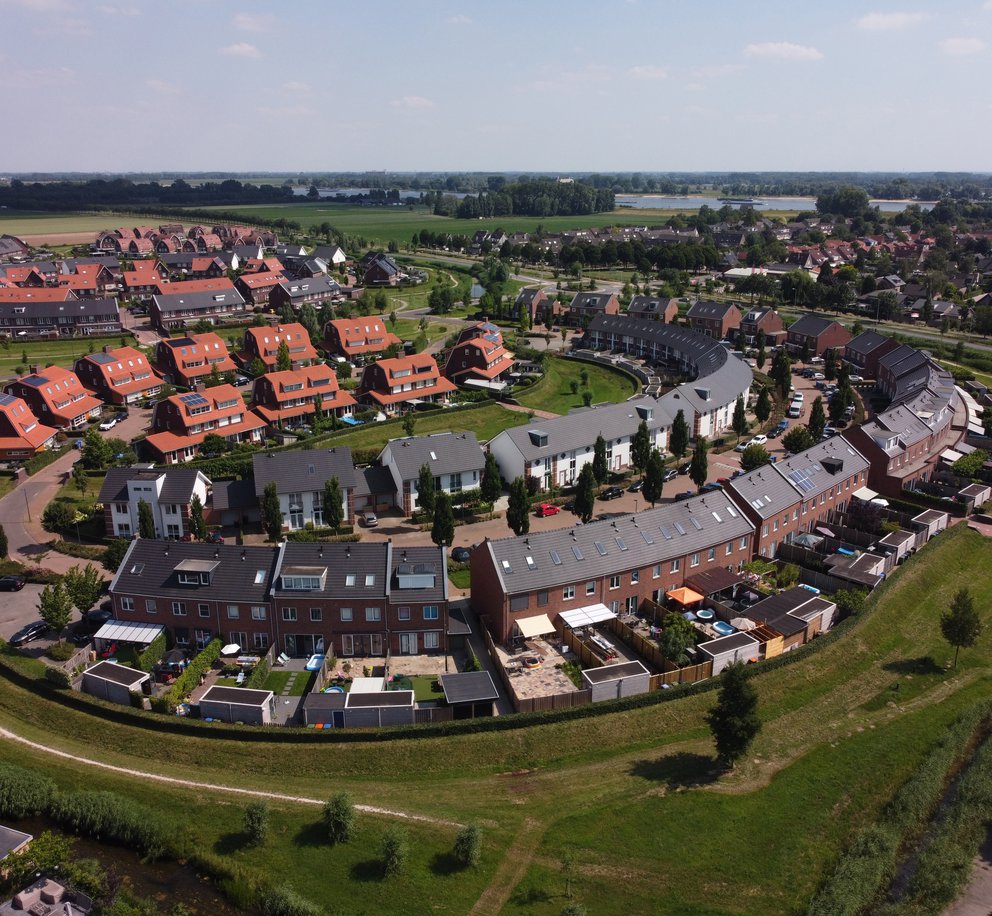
[153,277,235,295]
[237,271,284,288]
[0,287,77,302]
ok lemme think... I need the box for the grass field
[515,356,639,414]
[0,335,135,383]
[0,519,989,913]
[0,210,143,239]
[390,317,451,346]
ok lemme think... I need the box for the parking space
[0,583,45,642]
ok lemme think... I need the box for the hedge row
[807,701,992,916]
[25,446,68,477]
[150,638,223,712]
[245,658,270,690]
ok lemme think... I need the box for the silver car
[362,511,378,528]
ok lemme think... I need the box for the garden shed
[697,632,761,675]
[197,685,275,725]
[343,690,415,727]
[581,660,650,702]
[82,660,150,706]
[439,671,499,719]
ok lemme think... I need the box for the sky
[0,0,990,174]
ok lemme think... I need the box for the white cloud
[220,42,261,58]
[939,36,986,55]
[856,11,928,30]
[282,80,311,93]
[743,41,824,61]
[145,78,180,95]
[0,0,71,11]
[627,64,668,80]
[234,13,274,32]
[390,95,435,110]
[445,14,471,23]
[97,3,140,14]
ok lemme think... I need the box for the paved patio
[493,637,578,700]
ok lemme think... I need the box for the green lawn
[389,674,442,703]
[515,356,639,415]
[0,336,138,383]
[262,670,315,696]
[390,317,451,345]
[0,210,154,238]
[314,402,529,451]
[448,567,471,590]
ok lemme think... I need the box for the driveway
[0,583,45,641]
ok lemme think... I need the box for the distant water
[615,194,935,213]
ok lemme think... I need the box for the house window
[774,520,779,532]
[423,605,439,620]
[194,629,212,650]
[631,570,640,584]
[172,601,186,616]
[228,631,247,648]
[341,634,354,656]
[199,603,210,617]
[282,607,297,622]
[609,575,620,590]
[365,607,382,622]
[670,559,680,573]
[227,605,239,619]
[726,542,733,556]
[509,595,529,612]
[310,607,322,622]
[251,606,266,620]
[340,607,353,622]
[762,524,769,537]
[424,632,440,650]
[586,581,596,596]
[397,606,411,621]
[740,535,749,550]
[690,553,700,568]
[145,600,156,614]
[537,590,548,607]
[121,597,134,612]
[652,564,661,579]
[563,585,576,600]
[253,632,269,650]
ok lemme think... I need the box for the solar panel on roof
[180,393,209,407]
[90,353,115,364]
[0,393,16,406]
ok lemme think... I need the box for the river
[614,194,935,212]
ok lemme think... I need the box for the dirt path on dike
[469,817,544,916]
[0,726,461,828]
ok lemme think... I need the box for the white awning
[852,486,879,501]
[515,613,556,639]
[941,448,964,463]
[559,603,616,630]
[463,378,508,392]
[93,621,165,646]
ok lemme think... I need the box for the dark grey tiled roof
[272,542,389,598]
[353,464,396,498]
[440,671,498,703]
[212,478,256,511]
[787,314,838,338]
[686,300,740,320]
[97,467,207,504]
[0,297,119,321]
[846,329,894,357]
[152,288,246,314]
[380,432,485,481]
[252,447,357,496]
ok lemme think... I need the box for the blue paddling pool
[712,621,736,637]
[305,654,326,671]
[323,685,345,694]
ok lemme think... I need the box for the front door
[400,633,418,655]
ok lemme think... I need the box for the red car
[535,503,561,517]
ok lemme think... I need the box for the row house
[1,265,47,287]
[234,271,286,306]
[0,392,57,459]
[323,316,401,361]
[155,333,237,388]
[149,287,249,334]
[725,438,871,559]
[843,330,901,379]
[241,323,318,371]
[0,234,29,262]
[122,265,165,299]
[515,287,559,326]
[357,353,456,414]
[56,263,117,298]
[252,447,358,529]
[159,252,238,278]
[146,384,266,464]
[785,314,852,359]
[685,300,742,340]
[737,306,784,346]
[0,297,122,338]
[360,252,402,286]
[379,432,485,516]
[488,397,671,490]
[443,322,515,386]
[269,276,341,313]
[471,492,755,644]
[252,363,356,428]
[5,366,103,430]
[627,295,679,323]
[108,540,449,659]
[74,345,162,405]
[243,257,285,275]
[98,466,211,539]
[566,291,620,326]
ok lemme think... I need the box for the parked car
[600,486,624,500]
[849,374,864,383]
[234,375,251,387]
[677,462,692,475]
[535,503,561,517]
[628,479,644,492]
[85,605,113,627]
[812,372,825,381]
[700,482,722,493]
[822,426,838,439]
[0,575,25,591]
[362,511,378,528]
[10,621,49,647]
[98,416,118,431]
[663,468,679,483]
[737,434,768,452]
[674,490,695,501]
[450,546,471,563]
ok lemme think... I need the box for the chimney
[195,381,206,394]
[29,365,39,375]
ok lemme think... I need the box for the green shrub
[0,762,56,818]
[44,666,72,689]
[245,658,270,690]
[244,800,269,847]
[454,822,482,868]
[25,447,67,477]
[51,539,106,562]
[322,792,355,844]
[151,638,224,712]
[46,642,77,662]
[381,826,408,878]
[256,884,323,916]
[50,790,173,860]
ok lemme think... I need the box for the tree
[72,462,89,495]
[800,339,811,365]
[205,363,222,388]
[824,349,837,381]
[260,481,283,542]
[381,826,408,878]
[41,500,74,534]
[80,427,111,470]
[670,409,690,461]
[642,448,665,507]
[573,464,596,524]
[739,444,771,472]
[0,523,6,560]
[592,433,609,484]
[102,538,131,573]
[631,420,651,474]
[323,476,343,531]
[952,449,987,480]
[706,663,762,768]
[480,451,502,504]
[754,386,771,424]
[771,348,792,399]
[506,476,531,536]
[38,582,73,643]
[658,611,697,666]
[940,587,983,669]
[276,339,291,372]
[689,436,709,489]
[416,463,436,518]
[137,499,156,539]
[829,383,854,424]
[431,491,455,548]
[807,396,826,441]
[454,823,482,869]
[63,563,103,616]
[244,800,269,847]
[249,356,266,378]
[323,792,355,844]
[189,494,207,540]
[732,395,748,442]
[782,425,815,454]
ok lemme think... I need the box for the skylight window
[594,542,607,556]
[501,559,512,573]
[525,556,537,570]
[641,530,653,545]
[725,505,738,517]
[550,550,562,566]
[345,573,356,586]
[572,545,584,561]
[130,563,144,575]
[674,522,687,536]
[364,574,375,586]
[691,517,703,530]
[712,511,723,523]
[660,526,672,540]
[254,570,267,585]
[615,537,628,551]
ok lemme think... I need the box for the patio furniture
[274,652,290,666]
